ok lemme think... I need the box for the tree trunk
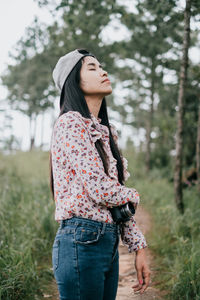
[145,59,155,172]
[196,98,200,193]
[29,115,33,151]
[29,114,37,151]
[33,114,37,149]
[174,0,191,214]
[40,112,45,150]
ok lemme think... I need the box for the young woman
[50,48,150,300]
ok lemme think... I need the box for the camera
[109,202,135,224]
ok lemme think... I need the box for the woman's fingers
[133,257,144,292]
[136,268,143,286]
[138,268,151,294]
[132,283,143,292]
[132,266,151,294]
[132,279,143,292]
[132,283,139,288]
[140,269,151,294]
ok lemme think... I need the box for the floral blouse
[50,110,147,252]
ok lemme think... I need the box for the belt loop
[100,222,106,236]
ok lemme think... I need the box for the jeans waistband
[59,216,121,235]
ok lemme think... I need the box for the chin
[103,87,112,96]
[106,90,112,96]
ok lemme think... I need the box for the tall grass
[1,148,199,299]
[124,148,200,299]
[0,150,57,300]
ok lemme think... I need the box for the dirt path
[116,206,164,300]
[42,206,164,299]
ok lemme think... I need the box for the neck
[84,94,103,119]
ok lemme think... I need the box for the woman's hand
[132,247,151,294]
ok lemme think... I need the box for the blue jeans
[52,216,121,300]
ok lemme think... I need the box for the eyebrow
[87,62,103,68]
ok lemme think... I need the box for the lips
[102,78,110,83]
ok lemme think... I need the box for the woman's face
[79,56,112,97]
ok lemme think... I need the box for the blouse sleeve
[52,113,141,209]
[120,216,147,252]
[110,122,147,251]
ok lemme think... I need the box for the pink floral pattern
[50,110,147,252]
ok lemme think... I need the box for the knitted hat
[52,49,94,92]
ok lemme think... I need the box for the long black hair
[49,49,125,200]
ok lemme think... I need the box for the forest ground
[116,205,166,300]
[41,206,167,300]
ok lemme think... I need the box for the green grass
[123,148,200,300]
[0,150,58,300]
[0,148,199,299]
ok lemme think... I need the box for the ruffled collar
[89,112,102,126]
[66,110,124,181]
[69,111,109,143]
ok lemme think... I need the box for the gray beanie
[52,49,93,93]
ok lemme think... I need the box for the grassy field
[0,150,58,300]
[0,149,199,299]
[124,148,200,300]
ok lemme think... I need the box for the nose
[101,69,108,77]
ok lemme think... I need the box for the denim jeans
[52,216,121,300]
